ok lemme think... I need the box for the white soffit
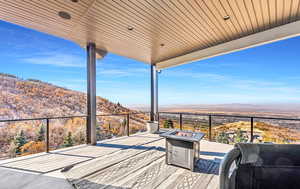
[156,20,300,69]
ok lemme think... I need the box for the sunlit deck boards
[0,132,232,189]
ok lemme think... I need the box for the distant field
[131,103,300,118]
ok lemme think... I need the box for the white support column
[86,43,97,145]
[150,64,158,121]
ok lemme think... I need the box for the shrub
[163,120,174,128]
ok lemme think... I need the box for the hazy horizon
[129,103,300,115]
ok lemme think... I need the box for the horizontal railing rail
[0,112,149,123]
[0,115,88,123]
[159,112,300,121]
[158,112,300,142]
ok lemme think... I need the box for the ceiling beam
[156,20,300,70]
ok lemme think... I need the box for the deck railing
[0,115,88,155]
[1,111,300,159]
[0,112,149,159]
[158,112,300,143]
[96,112,148,138]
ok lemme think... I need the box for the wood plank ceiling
[1,0,300,68]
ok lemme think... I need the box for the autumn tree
[74,130,85,144]
[122,118,127,133]
[117,119,127,136]
[235,128,248,143]
[216,131,230,144]
[21,141,46,155]
[108,122,111,131]
[37,125,45,142]
[15,130,27,154]
[8,140,17,158]
[63,132,74,147]
[193,121,201,131]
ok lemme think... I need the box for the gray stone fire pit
[160,130,205,171]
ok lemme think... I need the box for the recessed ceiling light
[127,26,134,31]
[223,15,230,21]
[58,11,71,20]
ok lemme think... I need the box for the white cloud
[98,69,128,75]
[164,69,299,93]
[22,53,85,67]
[97,68,148,77]
[163,70,227,81]
[192,73,227,80]
[230,79,300,94]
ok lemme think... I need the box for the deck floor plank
[156,159,220,189]
[0,153,91,173]
[116,157,179,189]
[71,149,165,188]
[207,175,220,189]
[0,133,232,189]
[63,147,161,182]
[64,149,221,189]
[60,133,162,158]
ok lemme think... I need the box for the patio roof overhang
[1,0,300,69]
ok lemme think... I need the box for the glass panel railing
[253,118,300,144]
[129,113,148,135]
[49,116,86,150]
[181,114,209,140]
[96,113,149,140]
[159,113,180,130]
[0,119,46,160]
[96,115,127,140]
[211,116,251,144]
[2,112,300,160]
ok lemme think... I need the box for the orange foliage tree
[21,141,45,155]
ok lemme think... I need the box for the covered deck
[1,1,300,188]
[0,132,232,189]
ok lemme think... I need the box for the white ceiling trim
[156,20,300,70]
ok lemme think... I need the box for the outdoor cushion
[220,143,300,189]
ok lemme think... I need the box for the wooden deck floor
[0,132,233,189]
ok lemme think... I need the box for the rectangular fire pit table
[160,130,205,171]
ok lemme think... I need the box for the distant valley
[132,103,300,118]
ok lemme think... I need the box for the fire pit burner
[175,131,194,137]
[160,130,205,171]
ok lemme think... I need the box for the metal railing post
[157,112,160,131]
[179,113,183,130]
[46,118,49,153]
[208,115,212,141]
[126,114,130,136]
[250,117,254,142]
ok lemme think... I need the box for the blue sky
[1,20,300,106]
